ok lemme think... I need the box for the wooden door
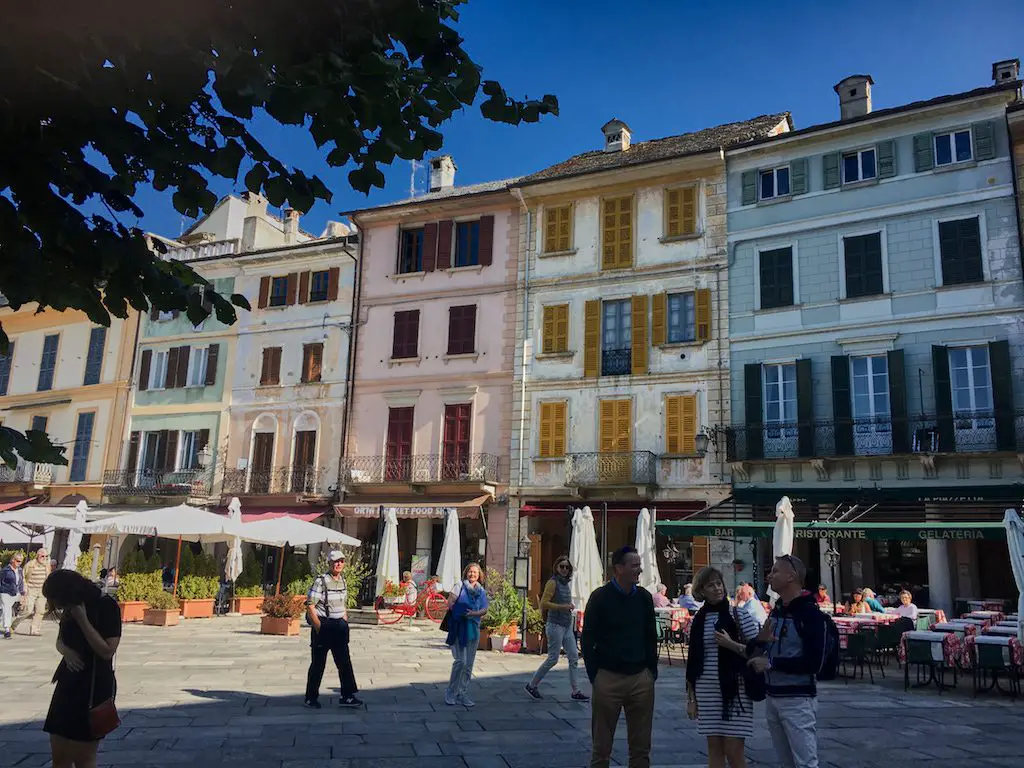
[291,430,317,492]
[385,407,414,481]
[442,403,472,480]
[251,432,274,493]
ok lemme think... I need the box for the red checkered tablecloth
[961,635,1023,668]
[899,631,961,666]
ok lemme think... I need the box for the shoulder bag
[88,607,120,739]
[734,607,766,702]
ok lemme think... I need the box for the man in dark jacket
[1,552,26,639]
[581,546,657,768]
[748,554,827,768]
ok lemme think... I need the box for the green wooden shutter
[876,140,897,178]
[989,340,1016,450]
[790,158,808,195]
[822,153,840,189]
[831,356,853,456]
[741,171,757,205]
[932,345,954,451]
[913,133,934,172]
[796,358,815,457]
[972,121,996,161]
[744,363,764,460]
[887,349,909,454]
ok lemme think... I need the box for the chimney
[993,58,1020,84]
[323,220,351,239]
[601,119,631,152]
[833,75,874,120]
[429,155,456,192]
[283,208,300,244]
[241,191,268,218]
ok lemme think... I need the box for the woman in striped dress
[685,567,759,768]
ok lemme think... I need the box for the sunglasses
[557,563,570,570]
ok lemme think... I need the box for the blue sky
[131,0,1023,238]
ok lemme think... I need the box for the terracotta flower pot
[179,599,215,619]
[524,631,543,653]
[261,616,300,636]
[478,628,492,651]
[231,596,264,615]
[143,608,180,627]
[118,601,148,623]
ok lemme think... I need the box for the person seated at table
[652,583,671,608]
[401,571,417,604]
[734,582,768,628]
[861,588,885,613]
[894,590,919,621]
[677,583,701,612]
[846,589,872,615]
[815,584,832,606]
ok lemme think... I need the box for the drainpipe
[512,188,532,570]
[336,231,363,501]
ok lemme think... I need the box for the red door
[442,404,472,480]
[385,407,414,481]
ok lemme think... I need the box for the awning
[0,497,37,513]
[520,500,707,519]
[241,510,325,523]
[733,484,1024,505]
[335,494,490,519]
[655,519,1008,541]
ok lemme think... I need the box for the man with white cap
[304,549,361,709]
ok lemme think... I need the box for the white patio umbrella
[60,501,89,571]
[374,508,400,597]
[569,506,604,613]
[1003,508,1024,643]
[0,506,87,530]
[224,498,245,583]
[635,507,662,594]
[435,508,461,592]
[768,496,795,606]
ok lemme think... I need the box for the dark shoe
[571,690,590,702]
[339,695,362,708]
[3,631,10,639]
[524,683,542,700]
[303,699,322,709]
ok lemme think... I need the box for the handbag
[734,607,767,702]
[87,609,120,739]
[438,608,451,632]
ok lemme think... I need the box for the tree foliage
[0,0,557,466]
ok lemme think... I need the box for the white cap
[327,550,345,562]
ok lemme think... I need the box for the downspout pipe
[512,187,532,491]
[337,231,363,502]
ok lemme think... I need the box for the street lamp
[197,443,213,469]
[514,537,531,653]
[825,537,840,605]
[662,538,681,565]
[694,427,722,458]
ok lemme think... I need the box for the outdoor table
[654,606,690,633]
[968,599,1006,612]
[966,610,1003,619]
[930,622,973,638]
[949,618,990,627]
[901,630,960,691]
[984,625,1019,637]
[996,621,1020,629]
[962,634,1024,667]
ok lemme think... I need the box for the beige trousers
[590,668,655,768]
[12,591,47,634]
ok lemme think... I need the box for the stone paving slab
[1,615,1022,767]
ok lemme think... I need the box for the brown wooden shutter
[692,537,709,571]
[665,395,682,454]
[205,344,219,386]
[478,215,494,266]
[681,186,697,235]
[538,402,554,458]
[543,207,558,254]
[260,348,272,384]
[695,289,712,342]
[126,431,140,474]
[631,295,648,375]
[680,394,697,454]
[584,300,601,378]
[258,276,270,309]
[436,220,453,270]
[422,222,438,272]
[166,347,179,388]
[138,349,152,391]
[261,347,281,385]
[542,306,556,354]
[198,429,210,454]
[297,271,309,304]
[285,273,299,305]
[651,293,667,346]
[162,430,178,472]
[176,345,190,387]
[327,267,340,301]
[665,188,681,238]
[149,306,160,321]
[551,401,567,457]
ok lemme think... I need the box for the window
[37,334,58,392]
[842,148,876,183]
[260,347,282,385]
[598,399,632,481]
[544,205,572,253]
[392,310,420,359]
[664,394,698,454]
[667,293,696,343]
[759,166,790,200]
[454,220,480,267]
[177,430,202,471]
[83,327,106,386]
[935,129,972,166]
[763,363,797,425]
[758,247,795,309]
[301,343,323,383]
[843,233,884,298]
[156,310,177,322]
[0,341,13,396]
[938,217,983,286]
[69,412,95,482]
[541,305,569,354]
[398,229,424,274]
[186,346,209,387]
[538,401,567,458]
[385,407,414,481]
[601,196,633,269]
[442,403,472,479]
[949,346,992,415]
[31,415,48,434]
[447,305,477,355]
[309,270,330,302]
[601,299,631,376]
[664,186,698,238]
[291,430,317,492]
[851,355,891,455]
[149,349,168,390]
[269,276,289,307]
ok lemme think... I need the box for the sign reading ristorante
[658,522,1005,540]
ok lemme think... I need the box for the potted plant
[523,603,545,653]
[260,592,305,636]
[232,585,264,614]
[380,579,405,605]
[143,590,180,626]
[480,569,523,650]
[176,575,218,618]
[490,622,519,651]
[116,572,160,622]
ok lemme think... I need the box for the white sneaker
[458,694,475,708]
[444,690,457,706]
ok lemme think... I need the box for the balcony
[564,451,657,487]
[724,411,1024,462]
[0,462,55,485]
[601,348,631,376]
[340,454,502,485]
[222,465,327,496]
[164,238,240,263]
[103,468,213,498]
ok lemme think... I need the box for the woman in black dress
[42,569,122,768]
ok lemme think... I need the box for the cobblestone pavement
[1,616,1022,767]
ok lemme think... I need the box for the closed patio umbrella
[374,508,400,597]
[60,501,89,571]
[769,496,795,606]
[635,508,661,594]
[570,506,603,613]
[224,498,245,583]
[1003,508,1024,643]
[436,508,461,592]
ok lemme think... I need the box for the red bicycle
[374,589,448,625]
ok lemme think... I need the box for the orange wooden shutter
[681,186,697,234]
[680,394,698,454]
[631,295,648,375]
[692,536,710,571]
[651,292,667,347]
[598,400,616,453]
[584,300,600,378]
[695,289,711,342]
[615,398,632,451]
[542,306,556,354]
[298,271,309,304]
[551,401,567,457]
[665,395,682,454]
[538,402,554,457]
[665,188,681,237]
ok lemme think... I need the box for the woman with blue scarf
[445,563,489,707]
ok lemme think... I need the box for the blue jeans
[447,641,478,698]
[531,621,581,691]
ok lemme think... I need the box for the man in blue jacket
[747,555,829,768]
[1,552,26,639]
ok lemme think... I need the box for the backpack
[793,610,840,681]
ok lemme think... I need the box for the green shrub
[194,552,218,579]
[75,550,93,577]
[480,568,524,633]
[0,549,27,568]
[525,602,544,634]
[176,575,218,600]
[120,550,143,574]
[117,572,162,603]
[146,553,163,572]
[286,575,314,598]
[281,551,311,587]
[236,552,262,589]
[261,593,305,619]
[147,590,180,610]
[179,546,196,577]
[340,550,371,609]
[234,585,264,598]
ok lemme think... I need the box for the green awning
[654,520,1007,541]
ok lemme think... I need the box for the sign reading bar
[658,522,1005,541]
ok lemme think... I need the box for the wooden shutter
[297,271,309,304]
[583,299,600,378]
[538,401,567,458]
[285,272,299,305]
[198,428,211,456]
[822,152,840,189]
[393,310,420,358]
[695,289,711,343]
[163,430,178,472]
[385,407,414,479]
[260,348,278,385]
[831,355,853,456]
[796,358,814,457]
[665,188,681,237]
[138,349,152,391]
[744,363,764,460]
[442,404,472,475]
[630,295,648,375]
[436,220,453,269]
[478,215,494,266]
[176,345,190,387]
[302,344,323,383]
[252,432,274,475]
[544,205,572,253]
[989,340,1016,450]
[691,537,709,572]
[149,306,160,321]
[877,140,897,178]
[205,344,218,386]
[258,276,270,309]
[166,347,179,388]
[741,171,757,205]
[680,186,697,234]
[544,206,558,253]
[602,196,632,270]
[599,399,632,453]
[665,394,697,454]
[327,267,340,301]
[790,158,808,195]
[888,349,909,454]
[126,431,140,474]
[913,133,934,172]
[651,293,667,346]
[542,305,568,354]
[422,222,438,272]
[615,399,632,451]
[932,345,954,452]
[972,121,996,162]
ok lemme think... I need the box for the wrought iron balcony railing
[0,462,56,485]
[601,348,631,376]
[103,468,213,497]
[340,453,502,484]
[724,411,1024,462]
[221,465,328,496]
[564,451,658,486]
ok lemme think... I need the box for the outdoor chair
[840,631,879,683]
[655,614,675,666]
[973,643,1020,699]
[904,638,956,692]
[875,624,903,669]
